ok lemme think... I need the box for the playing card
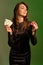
[4,19,13,26]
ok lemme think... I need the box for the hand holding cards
[4,19,13,34]
[4,19,13,26]
[30,21,38,30]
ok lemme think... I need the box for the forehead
[19,4,27,8]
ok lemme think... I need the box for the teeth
[4,19,13,26]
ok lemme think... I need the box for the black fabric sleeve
[8,32,15,47]
[30,32,37,45]
[27,23,37,45]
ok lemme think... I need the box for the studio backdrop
[0,0,43,65]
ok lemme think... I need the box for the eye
[19,5,27,11]
[21,7,24,9]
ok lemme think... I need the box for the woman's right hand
[5,25,12,35]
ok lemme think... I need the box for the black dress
[8,22,37,65]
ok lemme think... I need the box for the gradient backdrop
[0,0,43,65]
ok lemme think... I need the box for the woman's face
[17,4,27,17]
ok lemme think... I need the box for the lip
[23,12,26,14]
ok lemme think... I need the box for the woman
[5,2,38,65]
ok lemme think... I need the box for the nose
[24,9,27,14]
[24,8,27,11]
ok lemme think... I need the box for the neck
[16,15,24,23]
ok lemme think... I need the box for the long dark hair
[13,2,28,22]
[12,2,29,31]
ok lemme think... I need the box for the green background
[0,0,43,65]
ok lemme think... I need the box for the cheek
[20,10,27,15]
[18,10,23,16]
[18,8,27,16]
[18,9,23,14]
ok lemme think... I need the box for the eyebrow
[20,5,27,8]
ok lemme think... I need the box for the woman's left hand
[30,21,38,32]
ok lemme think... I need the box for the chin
[23,14,27,16]
[20,13,26,17]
